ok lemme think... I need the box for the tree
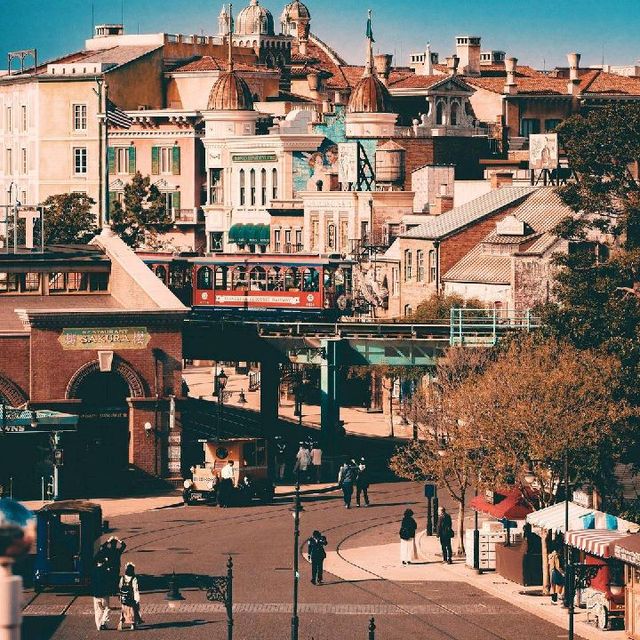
[445,335,635,591]
[408,293,486,323]
[110,172,172,248]
[390,347,493,554]
[40,193,96,245]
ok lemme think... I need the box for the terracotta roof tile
[173,56,276,74]
[582,70,640,95]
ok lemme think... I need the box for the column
[320,339,342,453]
[260,359,280,437]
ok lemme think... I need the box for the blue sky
[2,0,639,69]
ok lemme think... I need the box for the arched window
[154,265,167,283]
[450,102,459,126]
[214,266,229,290]
[436,101,445,125]
[267,267,283,291]
[239,169,246,206]
[196,266,213,290]
[261,168,267,205]
[250,168,256,206]
[232,266,248,290]
[249,266,267,290]
[284,267,300,291]
[272,168,278,199]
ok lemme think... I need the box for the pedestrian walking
[117,563,141,631]
[105,537,127,595]
[310,443,323,483]
[274,436,288,481]
[356,457,370,507]
[91,557,111,630]
[399,509,418,565]
[218,460,235,507]
[436,506,454,564]
[307,529,328,585]
[293,442,311,482]
[548,545,565,603]
[337,459,358,509]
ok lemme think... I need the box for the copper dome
[207,71,254,111]
[347,74,392,114]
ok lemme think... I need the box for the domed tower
[205,7,259,139]
[280,1,310,54]
[346,11,398,138]
[235,0,275,36]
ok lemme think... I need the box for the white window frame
[115,147,129,174]
[6,106,12,132]
[160,146,172,174]
[20,148,27,175]
[73,104,87,132]
[73,147,88,175]
[5,148,12,175]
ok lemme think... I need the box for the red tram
[141,254,354,317]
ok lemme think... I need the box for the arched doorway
[66,365,137,496]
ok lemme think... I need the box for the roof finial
[227,3,234,71]
[364,9,375,77]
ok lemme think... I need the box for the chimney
[567,52,581,95]
[503,57,518,95]
[490,171,514,189]
[299,40,308,56]
[374,54,393,86]
[446,55,460,76]
[455,35,481,75]
[433,191,454,215]
[307,71,320,93]
[418,44,433,76]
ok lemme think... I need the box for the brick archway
[0,375,28,407]
[65,359,147,400]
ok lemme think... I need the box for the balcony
[173,208,204,225]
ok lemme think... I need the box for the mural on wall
[292,106,377,195]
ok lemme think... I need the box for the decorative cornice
[16,309,187,329]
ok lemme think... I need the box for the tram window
[24,272,41,291]
[49,272,66,292]
[302,268,319,292]
[335,268,345,295]
[267,267,283,291]
[232,266,248,290]
[154,265,168,283]
[284,267,300,291]
[214,266,229,289]
[324,269,334,291]
[249,266,267,291]
[197,266,213,290]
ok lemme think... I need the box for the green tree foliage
[40,193,96,245]
[408,293,486,323]
[110,171,172,248]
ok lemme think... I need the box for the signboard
[207,147,224,168]
[529,133,558,170]
[614,544,640,568]
[59,327,151,350]
[3,423,77,434]
[424,482,437,499]
[195,290,322,309]
[338,142,358,185]
[232,153,277,163]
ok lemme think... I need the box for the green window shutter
[172,146,181,175]
[151,146,160,175]
[128,146,136,174]
[172,191,181,212]
[108,191,117,213]
[107,147,115,173]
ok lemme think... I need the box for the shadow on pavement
[140,619,219,631]
[22,615,64,640]
[137,573,219,594]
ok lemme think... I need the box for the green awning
[256,224,270,245]
[228,224,243,243]
[244,224,259,244]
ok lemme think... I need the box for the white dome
[235,0,275,36]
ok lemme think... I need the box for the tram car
[33,500,103,592]
[183,437,275,506]
[142,253,354,319]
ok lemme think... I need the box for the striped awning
[526,501,593,534]
[565,529,629,559]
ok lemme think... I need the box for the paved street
[23,482,584,640]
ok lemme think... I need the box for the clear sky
[1,0,639,70]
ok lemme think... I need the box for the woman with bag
[118,563,142,630]
[548,545,565,603]
[399,509,418,565]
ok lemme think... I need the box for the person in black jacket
[91,558,111,630]
[337,459,358,509]
[436,506,454,564]
[399,509,418,565]
[307,530,328,585]
[356,457,370,507]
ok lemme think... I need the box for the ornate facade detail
[0,375,29,407]
[66,358,147,400]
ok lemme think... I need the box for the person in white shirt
[293,443,311,482]
[310,444,322,483]
[218,461,235,507]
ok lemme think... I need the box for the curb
[277,484,339,497]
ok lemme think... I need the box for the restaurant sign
[59,327,151,350]
[614,544,640,568]
[232,153,277,163]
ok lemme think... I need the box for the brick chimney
[446,55,460,76]
[503,57,518,95]
[567,52,581,95]
[433,184,454,215]
[374,54,393,86]
[491,171,514,189]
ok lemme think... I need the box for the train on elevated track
[140,253,355,320]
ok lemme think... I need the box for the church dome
[207,71,254,110]
[347,74,392,114]
[236,0,275,36]
[282,0,310,21]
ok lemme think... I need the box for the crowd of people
[91,536,143,631]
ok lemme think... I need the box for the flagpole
[103,82,110,227]
[95,78,104,228]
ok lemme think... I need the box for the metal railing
[173,208,204,224]
[449,308,540,346]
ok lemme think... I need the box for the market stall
[613,533,640,639]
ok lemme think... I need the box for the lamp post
[290,469,303,640]
[216,369,228,441]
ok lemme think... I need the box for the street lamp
[216,369,228,441]
[290,469,304,640]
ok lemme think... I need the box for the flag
[106,99,132,129]
[366,10,374,42]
